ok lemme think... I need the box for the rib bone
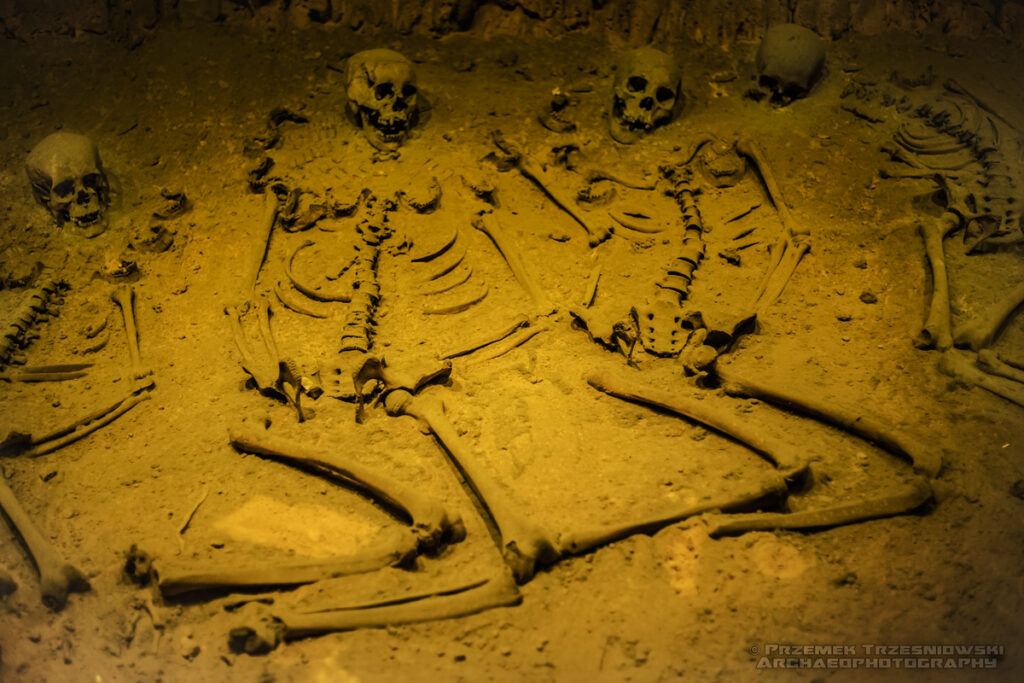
[0,475,90,610]
[384,389,560,583]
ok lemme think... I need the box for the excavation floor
[0,18,1022,683]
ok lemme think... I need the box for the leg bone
[953,281,1024,351]
[228,574,521,654]
[384,389,560,583]
[229,426,464,550]
[717,365,941,477]
[147,529,418,598]
[0,475,90,610]
[587,370,807,473]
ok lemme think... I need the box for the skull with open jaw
[345,49,419,152]
[25,132,110,237]
[609,48,681,144]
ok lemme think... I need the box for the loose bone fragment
[111,284,150,381]
[229,427,463,551]
[384,389,561,583]
[0,475,90,610]
[228,574,521,654]
[916,219,956,350]
[473,213,554,314]
[953,281,1024,351]
[716,365,941,477]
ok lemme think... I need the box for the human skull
[25,132,110,237]
[345,49,419,151]
[755,24,826,105]
[609,48,680,144]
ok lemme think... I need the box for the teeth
[74,211,101,227]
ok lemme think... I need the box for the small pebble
[860,291,878,304]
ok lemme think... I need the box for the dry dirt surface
[0,16,1023,683]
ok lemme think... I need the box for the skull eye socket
[627,76,648,93]
[656,87,676,102]
[82,173,104,190]
[374,82,394,100]
[53,179,75,198]
[401,83,417,98]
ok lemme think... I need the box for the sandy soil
[0,17,1022,683]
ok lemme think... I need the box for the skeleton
[0,473,91,610]
[841,75,1024,407]
[752,24,826,105]
[572,136,806,375]
[609,47,681,144]
[115,61,950,651]
[25,132,111,237]
[0,264,156,613]
[345,49,419,153]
